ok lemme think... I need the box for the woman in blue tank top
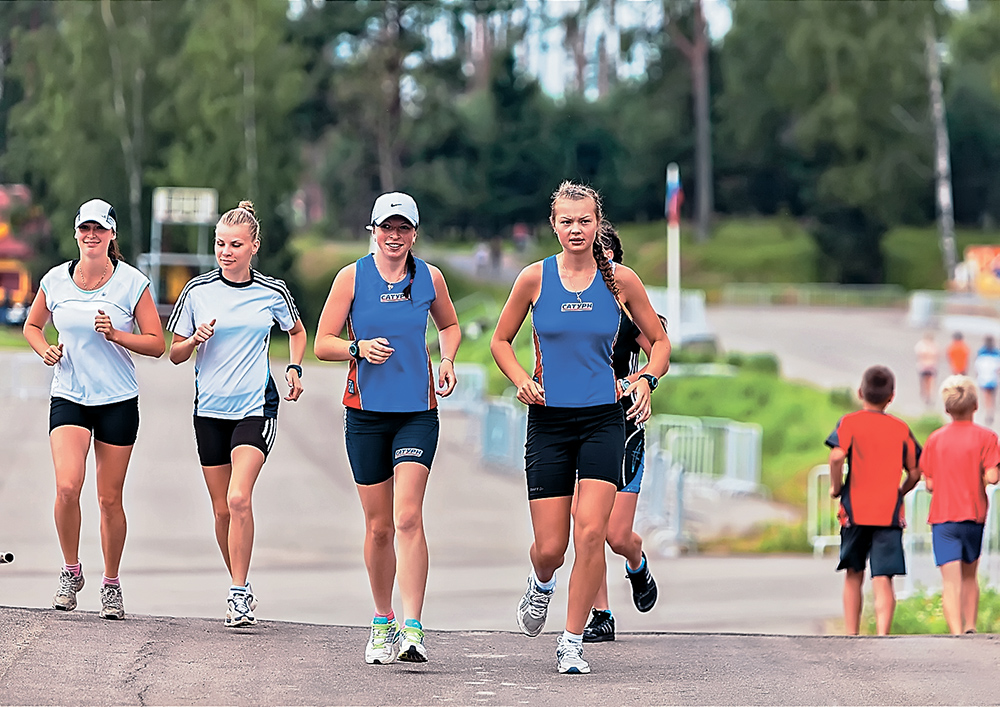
[314,192,461,665]
[491,181,670,675]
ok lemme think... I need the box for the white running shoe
[52,567,85,611]
[556,635,590,674]
[365,617,401,664]
[225,589,257,627]
[516,574,553,637]
[245,582,258,611]
[398,623,428,663]
[99,583,125,620]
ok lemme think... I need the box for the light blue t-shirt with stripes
[167,269,299,420]
[41,260,150,406]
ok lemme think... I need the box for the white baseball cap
[371,192,419,228]
[75,199,117,231]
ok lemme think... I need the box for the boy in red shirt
[826,365,921,635]
[920,375,1000,634]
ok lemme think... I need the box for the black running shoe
[626,552,658,613]
[582,609,615,643]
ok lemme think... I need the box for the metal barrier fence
[481,398,527,471]
[634,449,688,556]
[646,415,763,494]
[722,283,908,308]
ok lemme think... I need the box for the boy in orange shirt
[920,375,1000,634]
[826,365,921,635]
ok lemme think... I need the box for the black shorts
[525,403,624,500]
[193,415,277,467]
[344,408,439,486]
[837,525,906,577]
[49,396,139,447]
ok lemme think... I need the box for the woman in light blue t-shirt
[23,198,165,621]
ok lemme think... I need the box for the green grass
[861,586,1000,635]
[883,225,1000,291]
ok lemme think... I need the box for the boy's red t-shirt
[921,421,1000,524]
[826,410,917,527]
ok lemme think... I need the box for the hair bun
[238,200,255,216]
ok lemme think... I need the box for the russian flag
[665,171,683,225]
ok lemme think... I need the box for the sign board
[152,187,218,225]
[963,245,1000,296]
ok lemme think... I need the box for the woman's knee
[366,519,395,547]
[227,491,252,516]
[54,479,84,506]
[394,508,424,537]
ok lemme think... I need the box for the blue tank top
[344,253,437,412]
[531,255,621,407]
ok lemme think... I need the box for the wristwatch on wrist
[286,364,303,378]
[349,340,361,359]
[639,373,659,391]
[619,378,632,393]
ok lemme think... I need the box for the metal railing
[722,283,908,308]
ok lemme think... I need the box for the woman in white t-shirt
[167,200,305,628]
[23,199,165,620]
[975,336,1000,425]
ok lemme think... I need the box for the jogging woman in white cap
[491,181,669,674]
[23,198,165,620]
[315,191,460,664]
[167,200,305,628]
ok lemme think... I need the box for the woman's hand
[436,358,457,397]
[625,378,652,423]
[191,318,216,345]
[516,377,545,406]
[94,309,117,342]
[42,343,64,367]
[362,337,394,364]
[284,368,303,402]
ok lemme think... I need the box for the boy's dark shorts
[837,525,906,577]
[932,521,985,566]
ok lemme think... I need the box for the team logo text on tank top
[380,292,410,303]
[561,302,593,312]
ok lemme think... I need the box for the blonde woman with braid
[23,198,165,620]
[167,200,306,627]
[491,181,670,674]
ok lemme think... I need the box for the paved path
[2,605,998,706]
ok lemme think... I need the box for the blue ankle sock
[404,618,422,629]
[626,555,646,574]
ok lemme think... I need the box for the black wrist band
[286,364,303,378]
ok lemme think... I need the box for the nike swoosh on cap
[391,203,403,207]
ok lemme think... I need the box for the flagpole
[666,163,682,346]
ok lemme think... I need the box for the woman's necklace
[79,259,109,290]
[559,261,596,303]
[376,263,407,290]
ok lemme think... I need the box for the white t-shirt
[166,269,299,420]
[976,349,1000,389]
[40,260,151,405]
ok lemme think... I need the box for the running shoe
[365,617,401,664]
[245,582,258,611]
[582,609,615,643]
[516,574,553,637]
[99,583,125,620]
[399,621,428,663]
[556,635,590,674]
[52,567,85,611]
[225,589,257,627]
[626,552,658,613]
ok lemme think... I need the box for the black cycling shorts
[525,403,624,500]
[193,415,277,467]
[49,396,140,447]
[345,408,439,486]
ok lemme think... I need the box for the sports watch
[639,373,659,391]
[619,378,632,393]
[286,364,303,378]
[349,340,362,359]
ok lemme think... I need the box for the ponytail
[403,250,416,301]
[593,233,619,299]
[108,237,123,263]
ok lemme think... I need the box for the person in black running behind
[579,221,661,644]
[167,200,306,628]
[314,192,461,665]
[491,181,670,675]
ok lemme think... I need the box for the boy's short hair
[861,365,895,405]
[940,374,978,415]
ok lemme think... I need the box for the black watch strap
[639,373,658,391]
[286,364,303,378]
[349,340,361,359]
